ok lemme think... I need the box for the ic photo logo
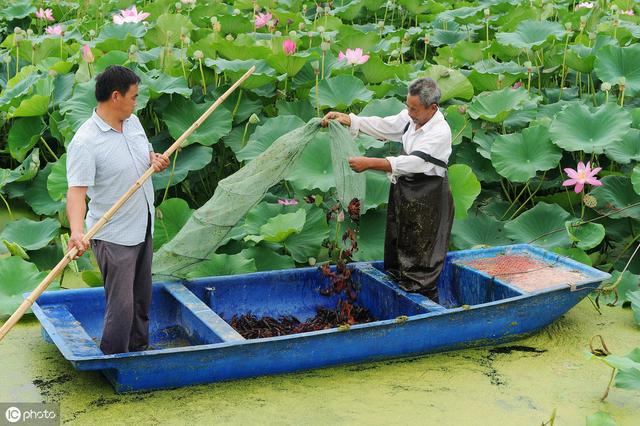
[5,406,21,423]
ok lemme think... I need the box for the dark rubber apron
[383,124,455,302]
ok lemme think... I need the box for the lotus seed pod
[588,31,596,40]
[601,82,611,91]
[611,4,618,12]
[484,8,490,17]
[183,36,191,45]
[129,44,138,53]
[193,50,204,60]
[225,34,234,41]
[377,21,384,29]
[324,6,331,14]
[302,5,307,14]
[310,61,320,73]
[274,30,282,37]
[14,33,23,42]
[210,16,218,25]
[317,26,325,33]
[14,26,22,34]
[582,194,597,208]
[498,73,505,81]
[298,22,305,31]
[3,56,11,64]
[423,35,430,44]
[565,22,572,31]
[320,41,330,51]
[26,28,33,37]
[89,29,96,38]
[613,18,619,27]
[308,257,316,266]
[289,30,297,37]
[175,2,182,10]
[617,77,626,86]
[248,113,260,124]
[232,8,240,15]
[166,30,173,38]
[48,69,57,77]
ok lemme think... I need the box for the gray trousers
[91,215,153,355]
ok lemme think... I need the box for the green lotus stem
[321,51,325,80]
[382,4,389,30]
[500,182,530,221]
[198,58,207,94]
[241,122,251,147]
[315,71,320,116]
[0,193,13,220]
[14,45,19,78]
[40,137,59,161]
[508,173,546,220]
[558,33,571,101]
[232,89,243,118]
[604,89,609,104]
[59,37,63,60]
[283,77,288,98]
[499,179,513,204]
[577,72,582,97]
[351,65,355,76]
[161,149,180,206]
[619,86,625,107]
[180,40,187,81]
[527,71,532,94]
[485,20,489,45]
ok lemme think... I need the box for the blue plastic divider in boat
[40,304,103,358]
[162,282,245,343]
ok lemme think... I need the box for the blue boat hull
[30,244,610,392]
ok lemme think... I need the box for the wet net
[152,119,366,279]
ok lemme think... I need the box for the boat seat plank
[163,282,245,342]
[41,304,103,357]
[353,264,447,312]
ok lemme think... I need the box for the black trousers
[91,214,153,354]
[384,174,455,302]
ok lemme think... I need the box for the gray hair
[408,77,441,107]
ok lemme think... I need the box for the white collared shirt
[349,109,452,183]
[66,110,155,246]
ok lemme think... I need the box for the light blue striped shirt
[66,110,155,246]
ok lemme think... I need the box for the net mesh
[152,118,366,279]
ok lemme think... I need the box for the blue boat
[30,244,610,393]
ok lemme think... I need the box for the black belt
[402,122,448,170]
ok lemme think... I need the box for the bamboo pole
[0,66,256,342]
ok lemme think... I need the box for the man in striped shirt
[66,66,169,354]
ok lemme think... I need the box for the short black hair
[94,65,141,102]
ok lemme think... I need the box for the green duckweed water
[1,299,638,425]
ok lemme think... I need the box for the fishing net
[152,119,366,279]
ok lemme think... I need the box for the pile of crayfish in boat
[230,198,377,339]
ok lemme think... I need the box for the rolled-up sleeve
[66,140,96,187]
[348,110,410,142]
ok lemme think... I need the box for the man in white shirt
[66,65,169,354]
[321,77,454,301]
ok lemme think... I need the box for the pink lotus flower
[338,48,369,65]
[282,39,296,55]
[622,9,635,16]
[575,2,594,9]
[255,12,272,29]
[45,24,63,36]
[512,81,523,89]
[113,6,150,25]
[562,161,602,193]
[278,198,298,206]
[35,8,54,22]
[81,45,94,63]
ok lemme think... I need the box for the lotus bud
[524,60,532,72]
[193,50,204,60]
[457,105,467,115]
[274,30,282,37]
[310,60,320,74]
[423,35,430,45]
[298,22,305,31]
[232,8,241,15]
[484,8,490,17]
[48,69,57,77]
[337,210,345,222]
[175,2,182,10]
[289,30,297,37]
[248,113,260,124]
[226,34,234,41]
[600,82,611,91]
[317,26,325,33]
[320,41,330,51]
